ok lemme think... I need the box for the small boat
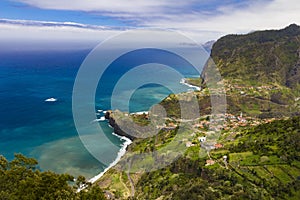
[45,97,57,102]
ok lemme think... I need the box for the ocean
[0,49,201,179]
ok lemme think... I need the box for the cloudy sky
[1,0,300,48]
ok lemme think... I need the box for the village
[141,111,277,168]
[109,87,278,170]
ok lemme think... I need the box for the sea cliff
[105,111,136,141]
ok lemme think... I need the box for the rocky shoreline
[104,111,136,141]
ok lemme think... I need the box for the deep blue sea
[0,49,200,179]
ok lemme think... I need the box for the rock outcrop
[105,111,136,141]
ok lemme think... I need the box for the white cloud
[5,0,300,44]
[135,0,300,42]
[0,19,125,50]
[16,0,192,14]
[0,18,124,30]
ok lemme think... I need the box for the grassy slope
[96,25,300,199]
[132,117,300,199]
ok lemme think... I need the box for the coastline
[87,109,137,184]
[89,78,200,184]
[180,78,201,91]
[88,132,132,183]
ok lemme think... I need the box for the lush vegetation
[4,25,300,199]
[131,117,300,199]
[211,24,300,90]
[162,24,300,119]
[0,154,106,200]
[97,25,300,199]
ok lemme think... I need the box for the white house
[198,136,206,142]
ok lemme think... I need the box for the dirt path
[119,173,130,196]
[127,159,135,197]
[127,172,135,197]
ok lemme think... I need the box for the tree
[0,154,106,200]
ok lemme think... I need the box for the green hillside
[185,24,300,118]
[98,116,300,199]
[2,25,300,199]
[97,25,300,199]
[132,117,300,199]
[211,24,300,89]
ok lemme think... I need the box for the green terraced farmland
[280,165,300,179]
[267,166,292,184]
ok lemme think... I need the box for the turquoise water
[0,49,200,178]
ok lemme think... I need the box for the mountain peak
[280,23,300,36]
[285,23,300,29]
[210,24,300,89]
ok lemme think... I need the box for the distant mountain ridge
[202,40,215,52]
[210,24,300,89]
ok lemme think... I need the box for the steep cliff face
[105,111,136,141]
[210,24,300,88]
[97,25,300,199]
[191,24,300,118]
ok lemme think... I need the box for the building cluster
[223,80,277,94]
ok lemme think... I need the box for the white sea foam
[77,131,132,192]
[97,109,103,113]
[130,111,149,115]
[91,117,106,123]
[83,79,199,187]
[45,97,57,102]
[180,78,201,91]
[88,132,132,184]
